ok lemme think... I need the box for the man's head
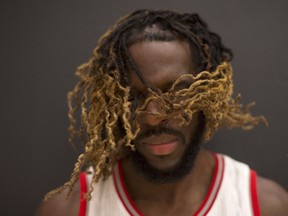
[46,10,266,199]
[128,37,205,182]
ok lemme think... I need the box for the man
[36,10,288,215]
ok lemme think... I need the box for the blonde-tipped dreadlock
[44,9,266,201]
[135,62,267,141]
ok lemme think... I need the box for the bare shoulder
[257,175,288,216]
[35,181,80,216]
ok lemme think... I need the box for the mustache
[135,127,185,144]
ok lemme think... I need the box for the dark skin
[36,40,288,216]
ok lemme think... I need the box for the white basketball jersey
[79,153,260,216]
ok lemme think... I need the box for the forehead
[128,40,196,91]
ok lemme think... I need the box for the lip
[141,134,179,156]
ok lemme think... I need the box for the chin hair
[131,141,200,183]
[131,113,205,183]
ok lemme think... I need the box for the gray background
[1,0,287,215]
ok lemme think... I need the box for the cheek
[180,112,201,142]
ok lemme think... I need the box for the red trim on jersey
[114,153,224,216]
[250,170,261,216]
[113,164,135,216]
[79,172,88,216]
[193,153,224,215]
[113,161,144,216]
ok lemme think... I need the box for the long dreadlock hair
[44,9,267,200]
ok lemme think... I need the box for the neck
[121,149,215,205]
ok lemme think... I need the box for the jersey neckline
[113,153,225,216]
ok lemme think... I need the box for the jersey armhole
[79,172,88,216]
[250,170,261,216]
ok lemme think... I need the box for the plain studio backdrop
[1,0,287,215]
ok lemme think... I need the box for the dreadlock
[44,9,267,200]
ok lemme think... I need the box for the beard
[130,114,205,183]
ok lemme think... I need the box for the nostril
[143,112,169,126]
[160,118,168,125]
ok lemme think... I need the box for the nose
[141,99,168,126]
